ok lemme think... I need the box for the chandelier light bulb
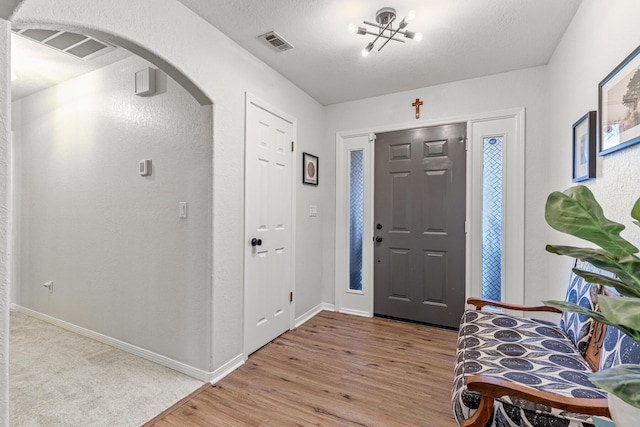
[414,32,423,42]
[362,42,374,57]
[407,10,416,21]
[348,23,357,33]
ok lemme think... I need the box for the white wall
[12,55,213,370]
[0,18,11,427]
[324,66,550,307]
[10,0,325,372]
[546,0,640,301]
[9,99,19,307]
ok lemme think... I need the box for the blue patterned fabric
[600,325,640,370]
[452,260,640,427]
[559,261,603,355]
[452,310,605,427]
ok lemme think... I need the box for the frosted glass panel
[482,137,503,302]
[349,150,364,291]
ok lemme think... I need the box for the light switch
[179,202,188,219]
[309,205,318,217]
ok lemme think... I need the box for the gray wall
[0,18,10,427]
[323,66,550,307]
[12,55,213,370]
[545,0,640,300]
[11,0,326,373]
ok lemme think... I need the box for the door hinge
[464,138,468,151]
[290,291,293,302]
[369,133,376,143]
[291,141,294,152]
[464,220,468,233]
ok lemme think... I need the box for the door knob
[376,224,383,230]
[251,238,263,247]
[375,236,383,243]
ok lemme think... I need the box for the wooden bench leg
[461,396,494,427]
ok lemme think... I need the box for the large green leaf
[618,256,640,285]
[591,365,640,409]
[545,186,638,257]
[571,268,640,299]
[545,245,640,297]
[632,197,640,228]
[542,300,608,323]
[598,296,640,344]
[544,299,640,344]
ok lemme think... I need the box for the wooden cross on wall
[412,98,423,119]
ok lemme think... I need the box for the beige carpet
[10,310,205,426]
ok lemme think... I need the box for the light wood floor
[145,311,459,427]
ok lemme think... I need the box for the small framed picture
[598,45,640,155]
[303,152,318,186]
[572,111,596,182]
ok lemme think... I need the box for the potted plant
[543,185,640,426]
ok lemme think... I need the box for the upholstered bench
[452,261,640,427]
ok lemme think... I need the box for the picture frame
[303,152,318,185]
[598,44,640,155]
[572,111,596,182]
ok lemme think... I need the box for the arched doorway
[8,22,214,424]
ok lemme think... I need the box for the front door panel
[374,124,466,328]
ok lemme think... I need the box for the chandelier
[349,7,423,56]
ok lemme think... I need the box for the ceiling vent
[12,28,115,60]
[259,31,294,52]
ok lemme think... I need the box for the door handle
[251,238,263,247]
[374,236,383,243]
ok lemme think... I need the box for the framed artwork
[572,111,596,182]
[598,45,640,155]
[303,152,318,185]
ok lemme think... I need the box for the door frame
[334,132,375,317]
[334,108,525,317]
[467,114,526,311]
[243,93,297,357]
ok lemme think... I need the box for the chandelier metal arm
[377,26,403,51]
[361,30,405,43]
[362,21,412,37]
[364,15,396,51]
[352,7,420,55]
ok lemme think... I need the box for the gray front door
[373,124,466,328]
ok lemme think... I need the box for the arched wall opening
[8,20,215,379]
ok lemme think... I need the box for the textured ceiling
[10,1,582,105]
[178,0,582,105]
[11,33,131,102]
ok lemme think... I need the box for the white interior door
[244,95,295,356]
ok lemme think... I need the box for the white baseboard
[338,307,371,318]
[321,302,336,312]
[11,304,235,383]
[208,353,244,384]
[294,303,335,328]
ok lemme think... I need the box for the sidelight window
[349,150,364,291]
[481,137,503,302]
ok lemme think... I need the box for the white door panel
[245,96,294,356]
